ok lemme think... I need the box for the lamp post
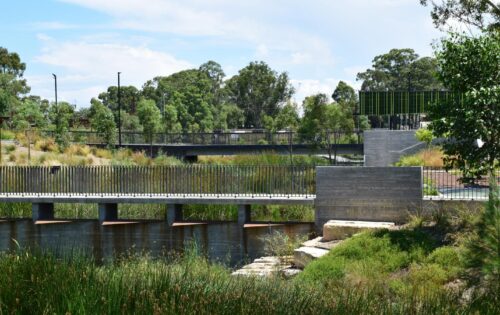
[117,72,122,146]
[26,122,36,165]
[52,74,58,106]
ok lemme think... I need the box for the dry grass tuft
[91,148,113,159]
[34,138,59,153]
[64,144,91,157]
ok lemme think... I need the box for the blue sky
[1,0,445,108]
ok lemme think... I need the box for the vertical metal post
[52,74,58,107]
[118,72,122,146]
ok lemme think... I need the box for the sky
[1,0,445,108]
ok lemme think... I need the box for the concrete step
[323,220,396,241]
[301,236,341,250]
[232,256,291,277]
[293,246,329,269]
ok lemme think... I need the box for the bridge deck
[0,194,315,205]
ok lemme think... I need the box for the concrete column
[32,203,54,221]
[98,203,118,222]
[167,204,183,226]
[238,204,251,226]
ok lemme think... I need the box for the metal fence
[423,167,500,200]
[40,130,363,146]
[0,165,316,197]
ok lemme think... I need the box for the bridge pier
[183,155,198,163]
[98,203,118,222]
[32,203,54,221]
[238,205,251,225]
[167,204,183,226]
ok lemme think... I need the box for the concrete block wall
[364,130,425,166]
[315,167,422,230]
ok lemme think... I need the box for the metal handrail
[0,165,316,197]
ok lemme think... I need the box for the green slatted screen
[358,91,456,115]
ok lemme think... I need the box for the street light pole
[118,72,122,146]
[52,74,58,106]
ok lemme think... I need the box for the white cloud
[343,66,368,80]
[58,0,336,68]
[30,39,192,106]
[32,21,80,30]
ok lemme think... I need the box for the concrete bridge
[0,165,490,231]
[0,165,315,226]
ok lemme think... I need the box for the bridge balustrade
[39,130,363,146]
[0,165,316,198]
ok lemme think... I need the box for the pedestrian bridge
[41,130,364,158]
[0,165,315,225]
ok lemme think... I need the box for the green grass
[0,129,15,140]
[0,203,314,222]
[198,153,329,166]
[0,247,492,314]
[297,228,438,285]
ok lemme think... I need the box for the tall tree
[212,103,244,131]
[137,99,161,143]
[298,94,330,143]
[0,47,30,116]
[274,101,300,132]
[332,81,370,131]
[143,69,215,132]
[89,98,117,147]
[12,99,47,130]
[420,0,500,31]
[357,49,442,91]
[98,85,140,114]
[48,101,75,149]
[199,61,225,92]
[428,33,500,179]
[225,61,294,128]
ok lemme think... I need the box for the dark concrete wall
[315,167,422,230]
[364,130,425,166]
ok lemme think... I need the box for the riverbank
[1,205,498,314]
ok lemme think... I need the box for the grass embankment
[0,246,487,315]
[395,147,444,167]
[1,195,498,313]
[3,131,332,167]
[297,203,500,314]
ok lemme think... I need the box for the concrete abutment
[98,203,118,222]
[32,203,55,221]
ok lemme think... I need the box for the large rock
[323,220,396,241]
[301,236,341,250]
[232,256,291,277]
[293,246,329,269]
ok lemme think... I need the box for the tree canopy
[357,48,442,91]
[225,61,294,128]
[0,47,30,116]
[420,0,500,31]
[428,33,500,178]
[89,98,116,147]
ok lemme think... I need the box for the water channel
[0,219,314,267]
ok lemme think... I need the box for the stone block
[293,246,329,269]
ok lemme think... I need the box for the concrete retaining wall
[422,199,486,216]
[364,130,424,166]
[315,167,422,230]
